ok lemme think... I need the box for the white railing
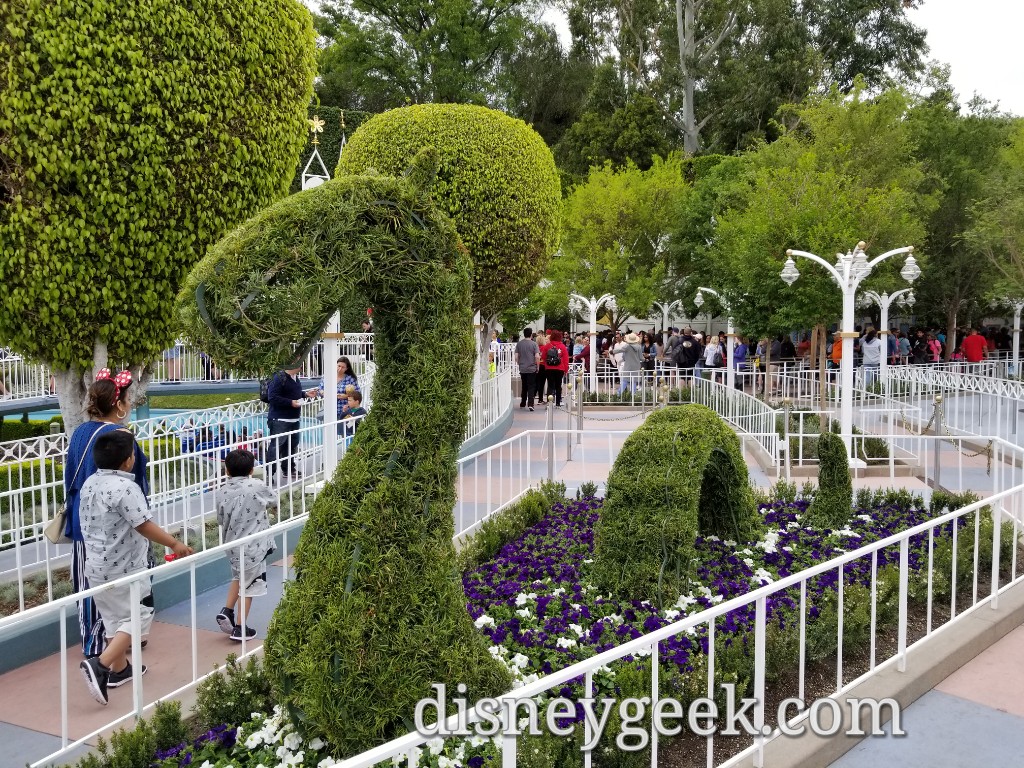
[467,367,514,440]
[0,350,52,402]
[690,376,781,463]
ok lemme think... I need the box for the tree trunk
[945,305,958,362]
[677,0,700,154]
[53,339,152,433]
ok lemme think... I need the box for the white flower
[725,540,737,547]
[569,623,584,636]
[570,603,581,610]
[675,594,696,609]
[857,514,872,522]
[782,546,793,552]
[469,735,488,748]
[516,608,532,618]
[514,592,536,607]
[556,637,577,648]
[664,609,681,621]
[474,614,495,628]
[438,757,456,768]
[309,737,325,751]
[511,653,530,669]
[741,548,753,555]
[705,534,720,541]
[427,736,445,755]
[551,587,565,596]
[284,732,303,751]
[244,731,265,749]
[742,557,755,568]
[318,758,337,768]
[285,751,305,767]
[753,568,774,583]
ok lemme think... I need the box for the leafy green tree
[964,122,1024,299]
[0,0,316,429]
[554,61,677,183]
[541,156,686,328]
[313,0,533,109]
[679,87,927,339]
[907,81,1015,344]
[568,0,927,153]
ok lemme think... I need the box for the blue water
[29,408,187,421]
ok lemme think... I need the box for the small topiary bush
[72,700,183,768]
[592,404,761,602]
[804,430,853,529]
[337,104,561,317]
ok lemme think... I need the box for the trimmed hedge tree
[805,430,853,529]
[0,0,316,430]
[337,104,561,319]
[176,149,510,754]
[593,404,762,602]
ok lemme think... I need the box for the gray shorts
[92,579,155,640]
[232,562,268,598]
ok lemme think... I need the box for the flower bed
[88,489,1011,768]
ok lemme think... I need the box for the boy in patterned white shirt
[79,430,192,705]
[215,449,278,641]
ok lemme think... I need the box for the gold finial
[340,110,346,130]
[309,115,325,145]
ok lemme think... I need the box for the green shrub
[193,654,275,732]
[578,480,599,499]
[538,479,567,506]
[804,431,853,529]
[456,490,549,571]
[930,490,980,514]
[177,149,510,753]
[0,458,63,533]
[0,416,64,441]
[0,0,317,375]
[338,104,562,317]
[593,404,761,602]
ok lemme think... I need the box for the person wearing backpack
[539,330,570,406]
[670,327,702,385]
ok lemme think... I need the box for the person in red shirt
[539,330,570,407]
[961,328,988,364]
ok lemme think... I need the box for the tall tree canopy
[313,0,534,109]
[0,0,316,428]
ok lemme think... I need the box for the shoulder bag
[44,424,107,545]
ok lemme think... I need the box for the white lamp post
[652,300,682,340]
[781,241,920,465]
[569,293,617,390]
[694,287,736,390]
[861,288,914,395]
[1005,299,1024,376]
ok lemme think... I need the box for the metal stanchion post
[783,398,792,483]
[932,394,943,489]
[546,395,555,481]
[566,378,573,461]
[576,375,584,445]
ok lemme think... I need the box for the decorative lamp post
[861,288,914,396]
[652,300,683,340]
[781,241,920,465]
[569,293,617,390]
[694,287,736,390]
[1004,298,1024,376]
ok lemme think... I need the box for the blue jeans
[267,418,300,477]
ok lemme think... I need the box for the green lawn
[146,392,256,410]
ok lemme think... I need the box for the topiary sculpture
[337,104,562,320]
[176,149,510,754]
[804,429,853,529]
[592,404,762,602]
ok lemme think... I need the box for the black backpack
[259,375,274,403]
[544,346,561,367]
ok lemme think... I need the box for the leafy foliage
[804,431,852,529]
[338,104,561,318]
[0,0,316,372]
[539,156,686,326]
[193,654,275,733]
[72,701,183,768]
[592,404,761,602]
[455,489,550,571]
[176,150,509,753]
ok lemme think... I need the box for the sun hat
[624,332,640,344]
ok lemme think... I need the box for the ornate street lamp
[782,241,920,465]
[694,287,737,390]
[569,293,617,389]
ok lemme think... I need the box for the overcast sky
[306,0,1022,117]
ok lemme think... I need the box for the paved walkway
[832,624,1024,767]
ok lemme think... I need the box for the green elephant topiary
[592,405,762,603]
[804,430,853,529]
[337,104,561,318]
[176,149,510,754]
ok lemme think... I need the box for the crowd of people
[510,323,1021,399]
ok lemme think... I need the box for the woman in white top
[861,329,883,388]
[703,335,724,382]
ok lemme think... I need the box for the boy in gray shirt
[79,430,192,705]
[215,449,278,641]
